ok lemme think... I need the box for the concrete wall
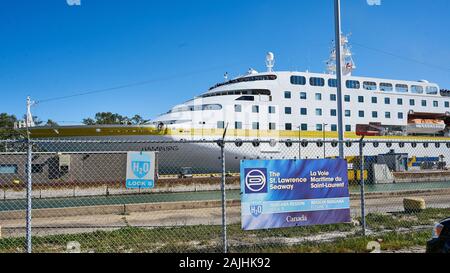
[0,152,126,186]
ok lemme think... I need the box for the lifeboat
[407,119,446,134]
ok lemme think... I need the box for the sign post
[126,152,156,189]
[241,159,351,230]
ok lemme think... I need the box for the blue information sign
[126,152,156,189]
[241,159,351,230]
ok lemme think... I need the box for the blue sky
[1,0,449,124]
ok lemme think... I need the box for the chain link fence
[0,138,449,253]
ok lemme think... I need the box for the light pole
[334,0,344,159]
[323,123,328,158]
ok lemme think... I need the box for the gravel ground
[384,246,426,253]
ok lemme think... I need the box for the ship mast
[24,96,36,140]
[26,96,36,129]
[326,34,356,76]
[15,97,37,130]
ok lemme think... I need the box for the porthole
[423,142,429,148]
[216,140,225,148]
[301,140,308,147]
[373,142,379,148]
[386,142,392,148]
[252,140,260,147]
[317,141,323,147]
[435,143,441,148]
[285,140,293,147]
[399,142,405,148]
[411,142,417,148]
[235,139,243,147]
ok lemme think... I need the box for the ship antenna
[342,33,356,76]
[326,34,356,76]
[266,52,275,72]
[326,44,337,75]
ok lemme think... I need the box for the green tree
[83,112,128,125]
[82,118,96,125]
[130,114,146,125]
[33,116,43,126]
[0,113,20,139]
[45,119,59,127]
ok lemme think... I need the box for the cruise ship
[25,36,450,173]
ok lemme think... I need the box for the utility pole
[334,0,344,159]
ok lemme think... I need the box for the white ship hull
[35,134,450,174]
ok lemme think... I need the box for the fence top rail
[0,151,132,155]
[0,139,26,144]
[28,139,220,144]
[2,138,450,145]
[225,139,450,144]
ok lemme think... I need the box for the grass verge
[240,230,430,253]
[0,208,446,253]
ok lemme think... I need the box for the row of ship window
[168,95,448,115]
[291,76,439,95]
[207,74,439,95]
[217,121,353,132]
[169,95,449,115]
[235,104,405,119]
[284,91,449,107]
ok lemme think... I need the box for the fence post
[26,139,33,253]
[219,139,228,253]
[359,137,366,236]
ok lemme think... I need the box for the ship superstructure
[23,36,450,172]
[148,37,449,140]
